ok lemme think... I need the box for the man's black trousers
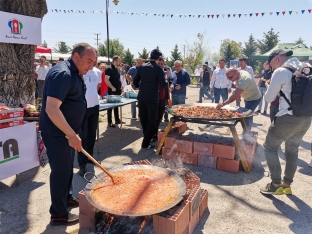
[107,107,120,124]
[78,105,99,166]
[138,100,158,147]
[41,133,74,219]
[155,99,166,136]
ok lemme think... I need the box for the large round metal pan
[84,165,186,216]
[166,103,255,121]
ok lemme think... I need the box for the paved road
[0,85,311,234]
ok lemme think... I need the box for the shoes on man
[260,183,282,195]
[50,213,79,226]
[164,119,169,122]
[115,120,125,125]
[131,117,137,120]
[256,110,261,114]
[282,186,292,195]
[78,164,87,177]
[150,136,157,143]
[263,111,267,115]
[67,195,79,208]
[108,123,116,128]
[141,144,155,150]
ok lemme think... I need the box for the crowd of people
[35,41,311,226]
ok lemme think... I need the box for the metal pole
[106,0,110,65]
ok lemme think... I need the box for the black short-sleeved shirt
[260,69,272,87]
[105,64,122,95]
[39,58,87,136]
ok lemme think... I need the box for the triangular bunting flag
[82,10,85,13]
[289,11,292,15]
[222,14,225,18]
[207,15,210,18]
[249,13,252,17]
[244,14,247,17]
[296,10,299,14]
[228,14,230,18]
[211,14,214,18]
[270,12,273,15]
[59,9,61,12]
[51,9,53,12]
[180,15,182,17]
[79,10,81,13]
[92,11,94,14]
[261,13,265,16]
[198,15,201,18]
[68,10,70,13]
[276,12,280,16]
[282,11,286,15]
[301,10,305,14]
[309,9,311,13]
[238,14,242,18]
[189,15,191,17]
[233,14,236,17]
[154,14,156,16]
[216,15,219,18]
[162,14,165,17]
[71,10,73,13]
[255,13,259,17]
[166,14,169,17]
[193,15,195,17]
[171,14,173,18]
[55,9,58,12]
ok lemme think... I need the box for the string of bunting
[49,9,312,18]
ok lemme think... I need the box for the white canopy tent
[35,53,111,63]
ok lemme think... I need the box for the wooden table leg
[155,118,174,154]
[229,126,250,173]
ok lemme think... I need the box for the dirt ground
[0,85,311,234]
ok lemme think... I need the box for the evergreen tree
[168,44,183,67]
[53,41,71,53]
[295,37,305,44]
[257,28,280,54]
[42,40,48,48]
[242,34,258,69]
[138,48,149,59]
[123,49,134,65]
[220,39,242,66]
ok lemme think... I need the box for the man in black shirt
[256,61,271,114]
[105,56,122,127]
[133,49,167,149]
[198,63,213,103]
[39,43,97,225]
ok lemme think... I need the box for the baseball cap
[202,64,208,66]
[268,49,293,63]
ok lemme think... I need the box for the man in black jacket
[198,63,213,103]
[133,49,166,149]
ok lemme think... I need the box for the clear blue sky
[43,0,312,61]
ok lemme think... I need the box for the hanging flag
[276,12,280,16]
[309,9,311,13]
[180,15,182,17]
[211,14,214,18]
[154,14,156,16]
[233,14,236,17]
[162,14,165,17]
[193,15,195,17]
[261,13,265,16]
[289,11,292,15]
[198,15,201,18]
[228,14,230,18]
[238,14,242,18]
[301,10,305,14]
[55,9,58,12]
[189,15,191,17]
[207,15,210,18]
[295,10,299,14]
[244,14,247,17]
[171,14,173,18]
[68,10,70,13]
[221,14,225,18]
[63,10,66,13]
[51,9,53,12]
[249,13,253,17]
[71,10,73,13]
[255,13,259,17]
[216,14,219,18]
[59,9,61,12]
[270,12,273,15]
[282,11,286,15]
[92,11,94,14]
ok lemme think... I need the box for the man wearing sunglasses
[216,68,261,130]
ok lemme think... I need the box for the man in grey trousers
[260,49,311,195]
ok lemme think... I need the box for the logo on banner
[8,19,23,34]
[0,139,20,164]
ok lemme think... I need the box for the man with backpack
[260,49,312,195]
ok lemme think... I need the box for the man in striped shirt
[209,59,232,103]
[35,55,50,99]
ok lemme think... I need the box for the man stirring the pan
[39,43,97,225]
[216,68,261,131]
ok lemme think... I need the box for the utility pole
[94,33,101,50]
[183,45,186,60]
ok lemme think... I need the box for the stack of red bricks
[160,123,258,174]
[79,160,208,234]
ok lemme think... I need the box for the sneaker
[283,186,292,195]
[50,213,79,226]
[78,164,87,177]
[108,123,116,128]
[260,182,283,195]
[141,144,155,150]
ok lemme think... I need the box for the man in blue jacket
[170,60,191,105]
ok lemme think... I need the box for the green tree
[98,39,125,59]
[123,49,134,65]
[242,34,258,69]
[295,37,305,44]
[168,44,183,67]
[138,48,150,59]
[257,27,280,54]
[211,52,221,66]
[184,33,205,73]
[53,41,71,53]
[220,39,242,66]
[42,40,48,48]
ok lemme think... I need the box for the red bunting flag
[211,14,214,18]
[282,11,286,15]
[255,13,259,17]
[309,9,312,13]
[233,14,236,17]
[82,10,85,13]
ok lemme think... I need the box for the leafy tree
[184,33,206,73]
[257,27,280,54]
[220,39,242,66]
[53,41,72,54]
[168,44,183,67]
[0,0,47,107]
[138,48,150,59]
[242,34,258,69]
[295,37,305,44]
[123,49,134,65]
[211,52,221,66]
[42,40,48,48]
[98,39,125,59]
